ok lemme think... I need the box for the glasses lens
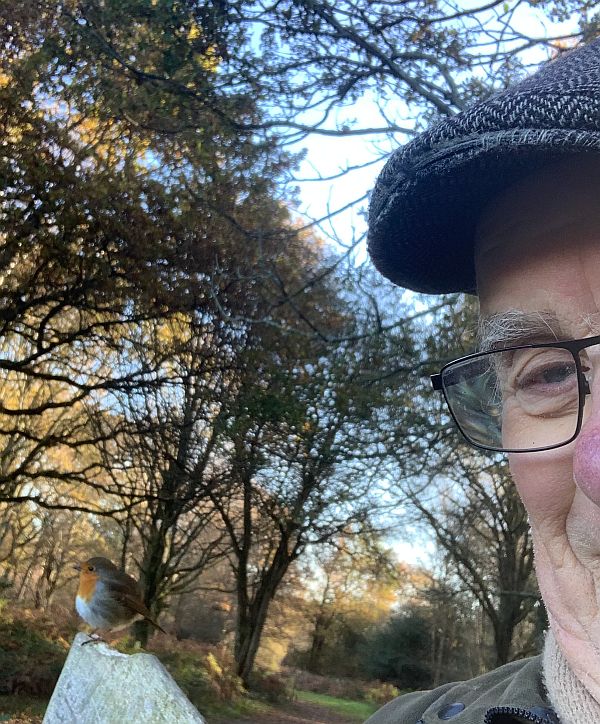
[441,346,581,451]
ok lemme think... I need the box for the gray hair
[477,310,563,352]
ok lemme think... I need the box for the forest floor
[0,690,376,724]
[0,696,370,724]
[210,698,368,723]
[210,690,375,723]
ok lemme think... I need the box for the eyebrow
[477,310,567,351]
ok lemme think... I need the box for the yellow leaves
[194,47,219,73]
[0,73,9,88]
[203,48,220,73]
[187,22,218,72]
[155,312,195,347]
[66,114,151,166]
[187,23,201,41]
[205,651,223,677]
[3,116,36,144]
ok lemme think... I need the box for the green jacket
[364,656,559,724]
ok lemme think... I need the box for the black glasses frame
[430,335,600,453]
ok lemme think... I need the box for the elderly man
[366,39,600,724]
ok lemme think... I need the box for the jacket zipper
[484,706,559,723]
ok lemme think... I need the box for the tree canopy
[0,0,597,691]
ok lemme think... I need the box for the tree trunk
[135,521,169,646]
[235,591,274,687]
[234,558,291,687]
[307,609,329,673]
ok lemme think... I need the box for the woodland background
[0,1,596,721]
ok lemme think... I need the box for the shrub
[145,638,244,708]
[362,611,433,690]
[248,669,295,703]
[364,682,400,707]
[0,609,70,697]
[288,668,375,700]
[203,652,245,701]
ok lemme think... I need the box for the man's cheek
[509,449,575,527]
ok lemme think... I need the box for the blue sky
[290,4,580,272]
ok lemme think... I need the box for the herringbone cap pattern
[368,39,600,294]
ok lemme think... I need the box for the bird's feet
[81,632,106,646]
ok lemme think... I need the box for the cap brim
[368,130,600,295]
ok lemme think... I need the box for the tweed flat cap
[368,38,600,294]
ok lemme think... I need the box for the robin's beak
[73,562,81,571]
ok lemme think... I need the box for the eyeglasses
[430,335,600,453]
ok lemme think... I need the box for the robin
[74,556,166,643]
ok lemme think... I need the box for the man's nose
[573,368,600,506]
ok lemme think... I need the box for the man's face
[475,157,600,684]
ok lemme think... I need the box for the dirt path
[209,699,362,724]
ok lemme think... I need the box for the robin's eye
[88,565,94,571]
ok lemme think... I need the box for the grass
[295,689,378,721]
[200,697,274,719]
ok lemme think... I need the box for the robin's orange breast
[77,570,99,602]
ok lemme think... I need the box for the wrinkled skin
[475,157,600,701]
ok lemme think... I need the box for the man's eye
[517,362,577,390]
